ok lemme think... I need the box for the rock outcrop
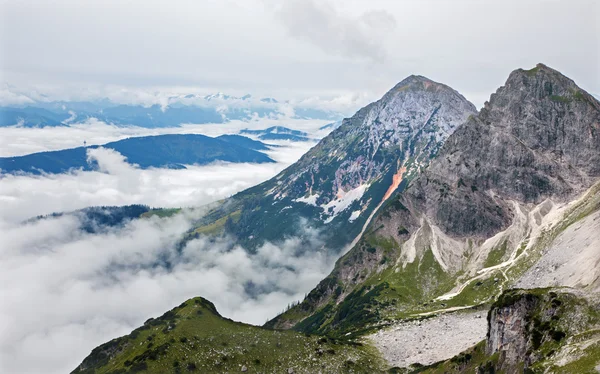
[405,63,600,239]
[486,288,600,372]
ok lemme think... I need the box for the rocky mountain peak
[407,63,600,239]
[388,74,453,94]
[482,63,600,120]
[194,76,476,251]
[279,75,476,211]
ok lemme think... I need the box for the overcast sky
[1,0,598,109]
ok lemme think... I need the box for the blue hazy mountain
[0,107,71,127]
[239,126,310,141]
[0,134,275,175]
[0,94,342,128]
[215,135,272,151]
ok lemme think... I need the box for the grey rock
[405,63,600,238]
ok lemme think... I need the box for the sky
[1,0,599,110]
[0,1,599,372]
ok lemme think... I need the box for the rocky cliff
[270,64,600,335]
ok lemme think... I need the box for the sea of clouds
[0,120,336,373]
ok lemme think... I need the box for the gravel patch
[367,311,487,368]
[514,210,600,292]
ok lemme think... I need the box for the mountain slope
[0,134,274,175]
[72,297,386,374]
[0,106,71,127]
[269,64,600,336]
[193,76,477,251]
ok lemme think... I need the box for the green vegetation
[553,338,600,373]
[524,66,541,76]
[73,297,386,374]
[573,90,586,101]
[483,239,508,267]
[141,208,181,219]
[409,341,499,374]
[190,210,241,236]
[549,95,572,103]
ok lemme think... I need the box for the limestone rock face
[405,63,600,238]
[486,293,539,369]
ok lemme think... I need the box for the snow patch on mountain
[293,194,320,206]
[321,183,369,223]
[348,210,361,222]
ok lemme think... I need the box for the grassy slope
[73,297,387,374]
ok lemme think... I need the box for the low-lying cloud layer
[0,210,335,374]
[1,144,312,223]
[0,123,331,373]
[0,117,327,157]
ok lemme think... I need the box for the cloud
[0,117,326,157]
[0,85,36,106]
[0,122,335,373]
[0,140,315,223]
[271,0,396,61]
[0,207,335,374]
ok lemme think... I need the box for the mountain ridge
[267,63,600,337]
[73,64,600,372]
[189,74,476,252]
[0,134,275,175]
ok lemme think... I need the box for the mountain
[268,64,600,351]
[0,94,342,128]
[31,205,152,233]
[75,64,600,372]
[240,126,311,141]
[319,120,343,131]
[192,76,476,252]
[0,134,275,175]
[0,106,72,127]
[71,297,385,374]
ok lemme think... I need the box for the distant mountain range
[240,126,311,141]
[0,134,274,175]
[0,93,342,128]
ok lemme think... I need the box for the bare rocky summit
[405,63,600,239]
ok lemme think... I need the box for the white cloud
[0,139,315,223]
[271,0,396,62]
[0,118,326,157]
[0,208,335,374]
[0,120,335,373]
